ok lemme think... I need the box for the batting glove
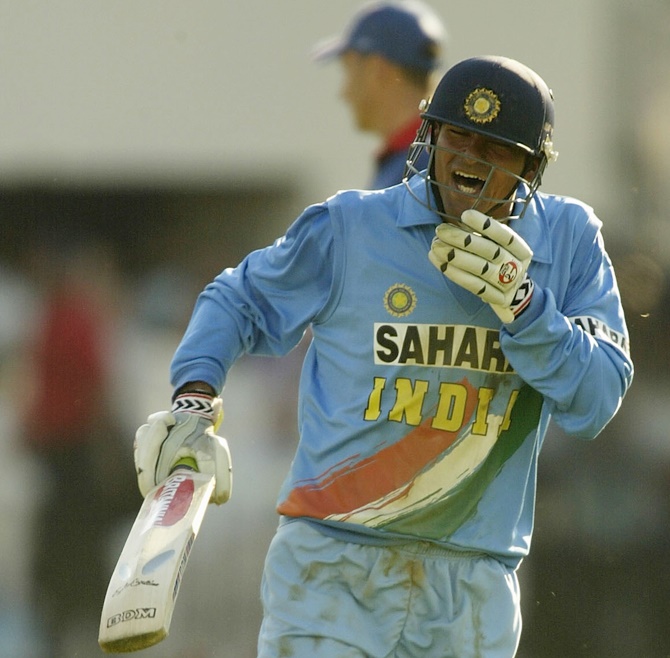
[134,392,232,504]
[429,209,535,323]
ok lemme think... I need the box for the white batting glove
[429,209,535,323]
[134,392,232,505]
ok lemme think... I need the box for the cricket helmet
[405,55,559,222]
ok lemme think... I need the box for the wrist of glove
[134,392,233,505]
[429,209,535,323]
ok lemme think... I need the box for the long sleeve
[501,210,633,439]
[170,204,336,392]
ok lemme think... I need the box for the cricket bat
[98,459,215,653]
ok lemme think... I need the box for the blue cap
[313,1,445,72]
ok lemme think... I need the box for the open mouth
[452,170,486,195]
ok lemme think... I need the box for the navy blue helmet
[423,56,555,158]
[405,56,558,222]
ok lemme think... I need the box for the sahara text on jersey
[374,322,515,373]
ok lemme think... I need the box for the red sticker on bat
[152,474,195,526]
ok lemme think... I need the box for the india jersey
[171,175,633,568]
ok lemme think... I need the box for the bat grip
[172,457,199,472]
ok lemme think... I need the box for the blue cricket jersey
[171,174,633,568]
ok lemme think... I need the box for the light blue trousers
[257,520,521,658]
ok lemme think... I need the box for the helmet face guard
[404,56,558,223]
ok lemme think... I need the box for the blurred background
[0,0,668,656]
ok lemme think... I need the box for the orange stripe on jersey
[278,378,478,518]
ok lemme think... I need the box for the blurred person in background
[21,237,134,657]
[313,0,447,189]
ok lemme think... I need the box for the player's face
[432,124,537,222]
[339,51,378,131]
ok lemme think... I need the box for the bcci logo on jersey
[384,284,417,317]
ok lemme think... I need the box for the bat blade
[98,467,215,653]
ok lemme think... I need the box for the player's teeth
[455,171,482,194]
[456,171,482,181]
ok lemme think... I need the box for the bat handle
[172,457,199,472]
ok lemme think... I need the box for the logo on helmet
[464,88,501,124]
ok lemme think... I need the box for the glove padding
[134,393,232,504]
[429,209,535,323]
